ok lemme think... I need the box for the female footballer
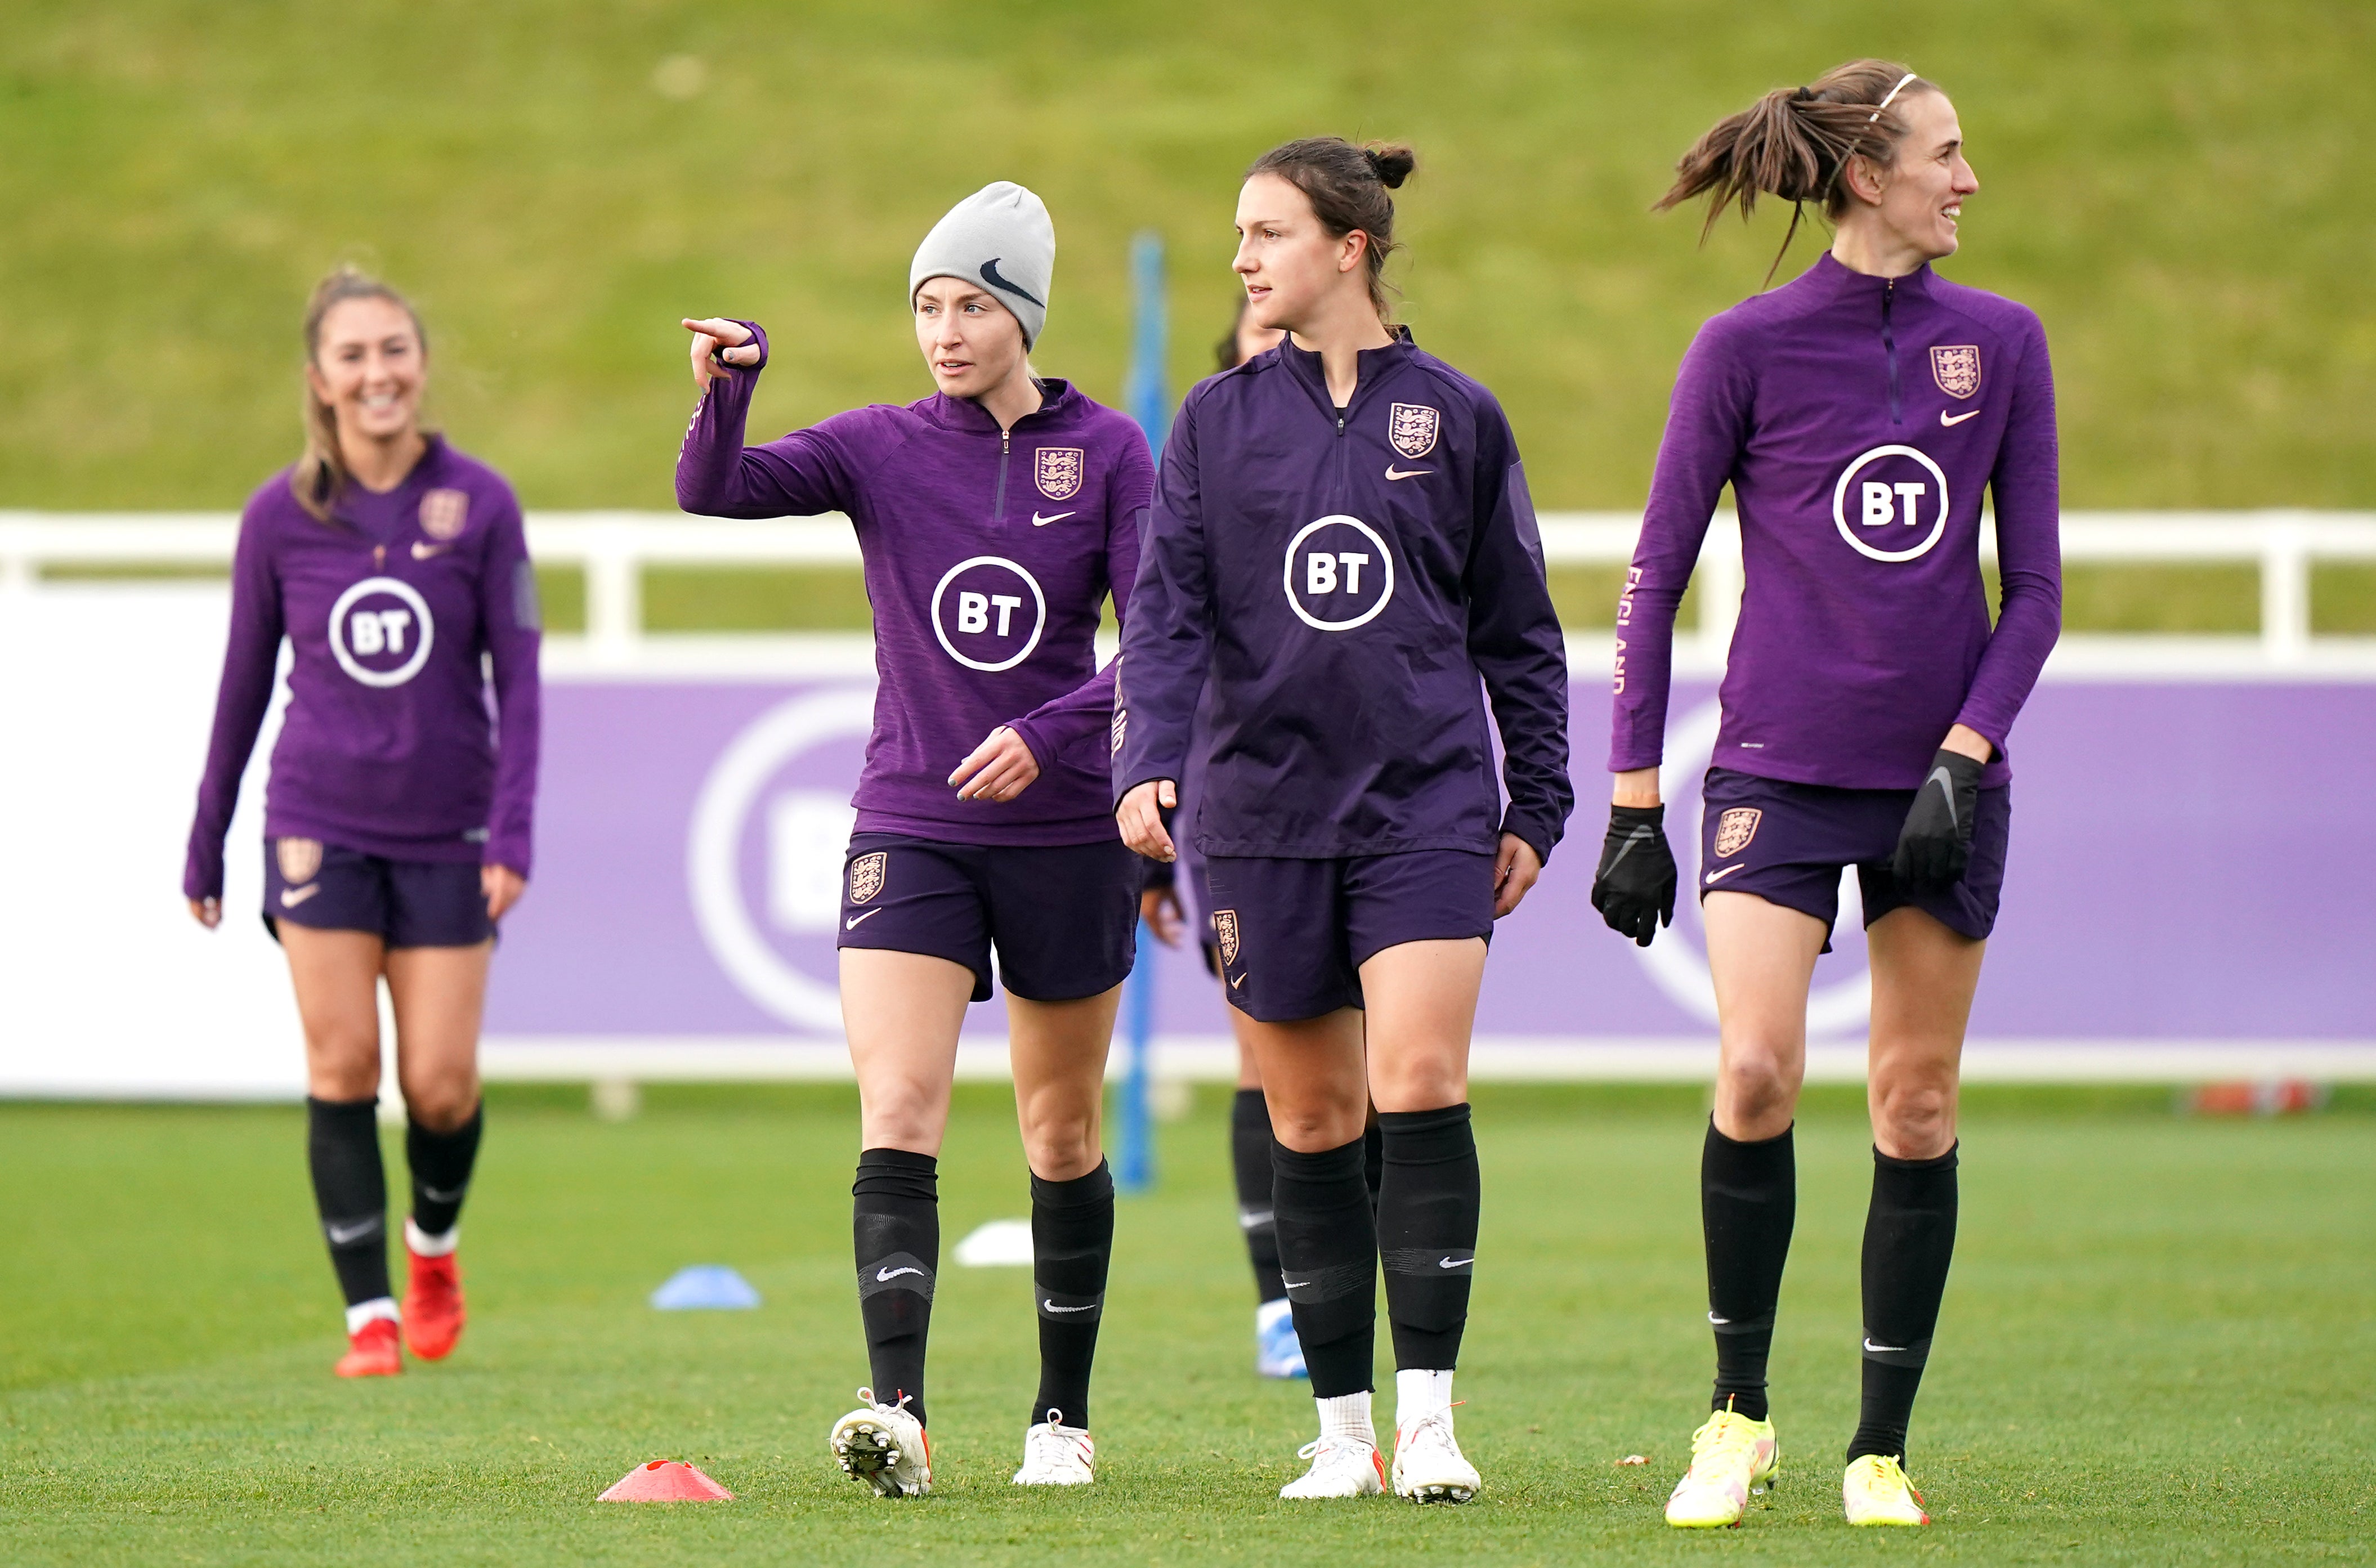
[185,267,542,1379]
[1587,61,2061,1529]
[1117,138,1572,1503]
[676,182,1153,1495]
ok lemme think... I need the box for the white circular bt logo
[328,576,435,687]
[1832,445,1951,563]
[931,555,1047,671]
[1282,515,1396,631]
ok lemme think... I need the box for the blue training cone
[650,1265,761,1310]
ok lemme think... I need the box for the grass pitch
[2,1083,2371,1565]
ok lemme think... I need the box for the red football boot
[334,1318,403,1378]
[403,1247,466,1360]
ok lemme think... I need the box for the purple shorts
[837,834,1140,1003]
[1698,768,2011,945]
[262,837,494,948]
[1202,850,1496,1023]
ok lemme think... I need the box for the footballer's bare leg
[833,949,971,1494]
[281,925,402,1373]
[383,939,492,1359]
[1360,938,1487,1502]
[1670,891,1822,1524]
[1007,984,1124,1483]
[1846,907,1983,1512]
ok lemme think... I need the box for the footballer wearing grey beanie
[909,181,1055,347]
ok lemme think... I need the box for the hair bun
[1362,142,1417,190]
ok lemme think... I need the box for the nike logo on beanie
[979,257,1045,308]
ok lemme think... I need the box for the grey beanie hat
[909,181,1055,347]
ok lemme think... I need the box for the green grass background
[3,0,2371,516]
[2,1085,2371,1564]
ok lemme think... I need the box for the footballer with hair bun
[185,266,542,1380]
[1117,135,1572,1504]
[1590,60,2061,1530]
[676,181,1153,1497]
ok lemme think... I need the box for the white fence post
[581,518,642,666]
[2260,513,2311,664]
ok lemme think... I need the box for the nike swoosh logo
[1280,1279,1310,1291]
[1437,1257,1473,1270]
[845,910,884,930]
[281,884,321,907]
[1925,765,1958,829]
[1384,465,1433,481]
[326,1219,379,1245]
[1703,864,1746,886]
[978,257,1045,308]
[1863,1338,1906,1354]
[1228,974,1246,989]
[875,1265,924,1283]
[1042,1300,1096,1313]
[419,1184,466,1204]
[1603,824,1652,876]
[1939,408,1980,427]
[1031,511,1073,526]
[410,541,451,559]
[1708,1312,1731,1326]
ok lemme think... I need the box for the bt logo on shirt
[1283,514,1397,633]
[1832,445,1951,563]
[930,555,1048,672]
[329,576,436,687]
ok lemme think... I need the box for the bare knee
[304,1025,381,1102]
[1716,1042,1801,1138]
[860,1078,948,1153]
[401,1078,481,1133]
[1266,1097,1365,1153]
[1369,1058,1465,1114]
[1871,1076,1957,1159]
[1022,1112,1100,1182]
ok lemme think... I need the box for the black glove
[1590,804,1677,948]
[1890,747,1984,892]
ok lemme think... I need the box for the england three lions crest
[1388,403,1440,459]
[1035,447,1085,501]
[419,488,470,540]
[1711,808,1762,859]
[1930,346,1981,400]
[1212,910,1241,967]
[276,837,324,884]
[847,852,887,905]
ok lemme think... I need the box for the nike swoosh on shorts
[281,884,322,907]
[1703,864,1747,885]
[845,910,883,930]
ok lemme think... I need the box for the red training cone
[597,1459,736,1502]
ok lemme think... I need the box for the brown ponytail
[1246,136,1417,319]
[1656,59,1935,282]
[292,266,428,521]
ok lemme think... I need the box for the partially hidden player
[675,183,1152,1495]
[184,267,541,1379]
[1589,62,2061,1529]
[1139,297,1381,1383]
[1117,138,1572,1503]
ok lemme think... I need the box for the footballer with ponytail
[1595,61,2062,1530]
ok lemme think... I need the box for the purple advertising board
[484,677,2376,1057]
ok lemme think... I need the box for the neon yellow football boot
[1664,1405,1780,1527]
[1842,1453,1930,1525]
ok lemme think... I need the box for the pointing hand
[681,317,759,391]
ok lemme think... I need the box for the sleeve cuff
[1005,718,1051,774]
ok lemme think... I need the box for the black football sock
[1363,1117,1385,1212]
[1849,1143,1959,1465]
[405,1101,483,1240]
[853,1148,938,1429]
[1230,1090,1287,1303]
[1376,1104,1479,1372]
[1703,1119,1796,1422]
[307,1096,390,1309]
[1029,1160,1114,1428]
[1272,1136,1378,1399]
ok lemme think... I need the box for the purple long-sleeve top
[675,324,1152,845]
[184,437,543,900]
[1613,253,2061,789]
[1115,333,1573,862]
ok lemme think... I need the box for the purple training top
[185,436,543,900]
[1116,333,1572,862]
[1613,253,2061,790]
[675,324,1152,846]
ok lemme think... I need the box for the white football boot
[1391,1406,1480,1503]
[1012,1409,1097,1486]
[828,1386,931,1497]
[1279,1436,1388,1499]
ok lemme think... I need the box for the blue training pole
[1114,230,1167,1195]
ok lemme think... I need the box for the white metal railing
[6,509,2376,667]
